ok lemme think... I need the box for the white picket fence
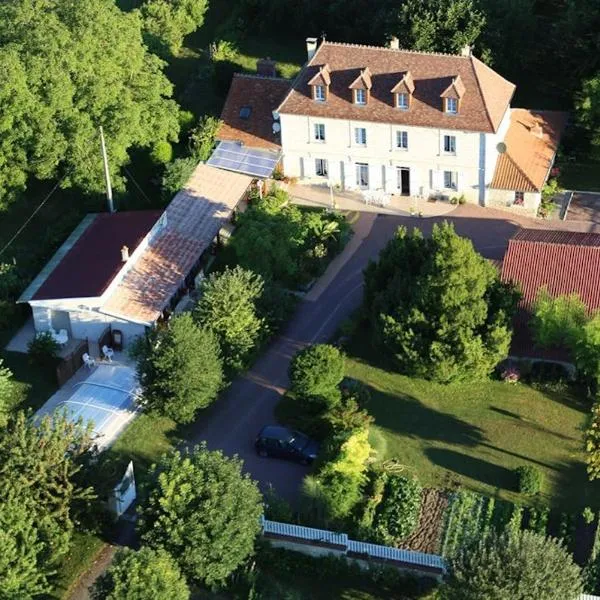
[261,517,446,578]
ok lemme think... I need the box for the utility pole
[99,126,115,213]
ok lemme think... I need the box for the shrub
[458,194,466,205]
[586,402,600,480]
[289,344,345,408]
[516,465,543,495]
[188,115,221,162]
[150,140,174,164]
[583,507,596,525]
[501,365,520,383]
[374,475,422,543]
[27,332,59,366]
[450,196,458,205]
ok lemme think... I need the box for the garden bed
[402,488,449,555]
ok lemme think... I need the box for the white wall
[486,189,541,214]
[279,113,502,204]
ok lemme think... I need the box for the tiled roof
[490,109,567,192]
[501,228,600,313]
[277,41,515,133]
[101,165,252,324]
[218,74,291,151]
[29,211,162,301]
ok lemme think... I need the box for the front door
[356,163,369,189]
[397,167,410,196]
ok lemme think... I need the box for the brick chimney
[121,245,129,262]
[257,57,277,77]
[306,37,318,61]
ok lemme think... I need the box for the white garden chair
[82,353,96,369]
[102,345,114,363]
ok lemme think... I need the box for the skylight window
[239,106,252,119]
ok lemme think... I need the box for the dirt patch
[402,488,449,555]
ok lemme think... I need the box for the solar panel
[207,141,281,179]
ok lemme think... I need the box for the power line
[0,177,65,258]
[123,165,153,205]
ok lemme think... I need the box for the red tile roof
[218,74,291,151]
[490,110,568,192]
[501,228,600,313]
[32,211,162,301]
[277,41,515,133]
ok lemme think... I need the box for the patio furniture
[82,353,96,369]
[102,345,114,363]
[49,327,68,346]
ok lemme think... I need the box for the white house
[18,165,252,348]
[218,38,566,214]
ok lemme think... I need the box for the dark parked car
[255,425,319,465]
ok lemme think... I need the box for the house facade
[215,38,565,214]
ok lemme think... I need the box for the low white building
[218,38,566,214]
[18,165,252,348]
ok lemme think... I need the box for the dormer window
[440,75,465,115]
[349,67,372,106]
[396,93,409,110]
[391,71,415,110]
[308,64,331,103]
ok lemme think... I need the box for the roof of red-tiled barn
[501,228,600,313]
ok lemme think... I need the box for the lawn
[345,356,597,511]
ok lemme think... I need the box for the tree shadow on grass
[365,385,486,448]
[426,448,514,490]
[489,406,580,442]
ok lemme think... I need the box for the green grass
[345,356,598,511]
[558,162,600,192]
[49,532,105,600]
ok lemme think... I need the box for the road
[186,205,524,501]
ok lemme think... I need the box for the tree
[188,116,222,161]
[92,547,189,600]
[138,445,263,586]
[142,0,209,56]
[194,266,266,371]
[0,495,52,599]
[390,0,486,55]
[586,402,600,480]
[162,157,197,198]
[575,313,600,396]
[0,358,14,427]
[443,529,583,600]
[364,222,519,383]
[0,0,180,205]
[289,344,345,407]
[532,289,587,348]
[0,411,95,589]
[575,72,600,159]
[136,313,223,423]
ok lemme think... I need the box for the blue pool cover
[207,141,280,179]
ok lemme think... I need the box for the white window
[444,171,458,190]
[355,127,367,145]
[396,93,409,110]
[314,85,326,102]
[314,123,326,142]
[443,135,456,154]
[355,89,367,105]
[445,97,458,114]
[396,130,408,150]
[315,158,328,177]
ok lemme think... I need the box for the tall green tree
[194,266,266,371]
[0,0,180,205]
[364,222,519,383]
[444,529,583,600]
[0,495,52,599]
[0,358,14,427]
[136,313,224,423]
[0,411,95,592]
[390,0,486,55]
[576,314,600,395]
[92,547,190,600]
[576,74,600,160]
[142,0,209,56]
[138,445,263,586]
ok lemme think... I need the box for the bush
[188,115,221,162]
[583,507,596,525]
[516,465,543,495]
[458,194,467,204]
[27,332,59,366]
[150,140,174,164]
[162,157,197,198]
[374,475,422,542]
[289,344,345,408]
